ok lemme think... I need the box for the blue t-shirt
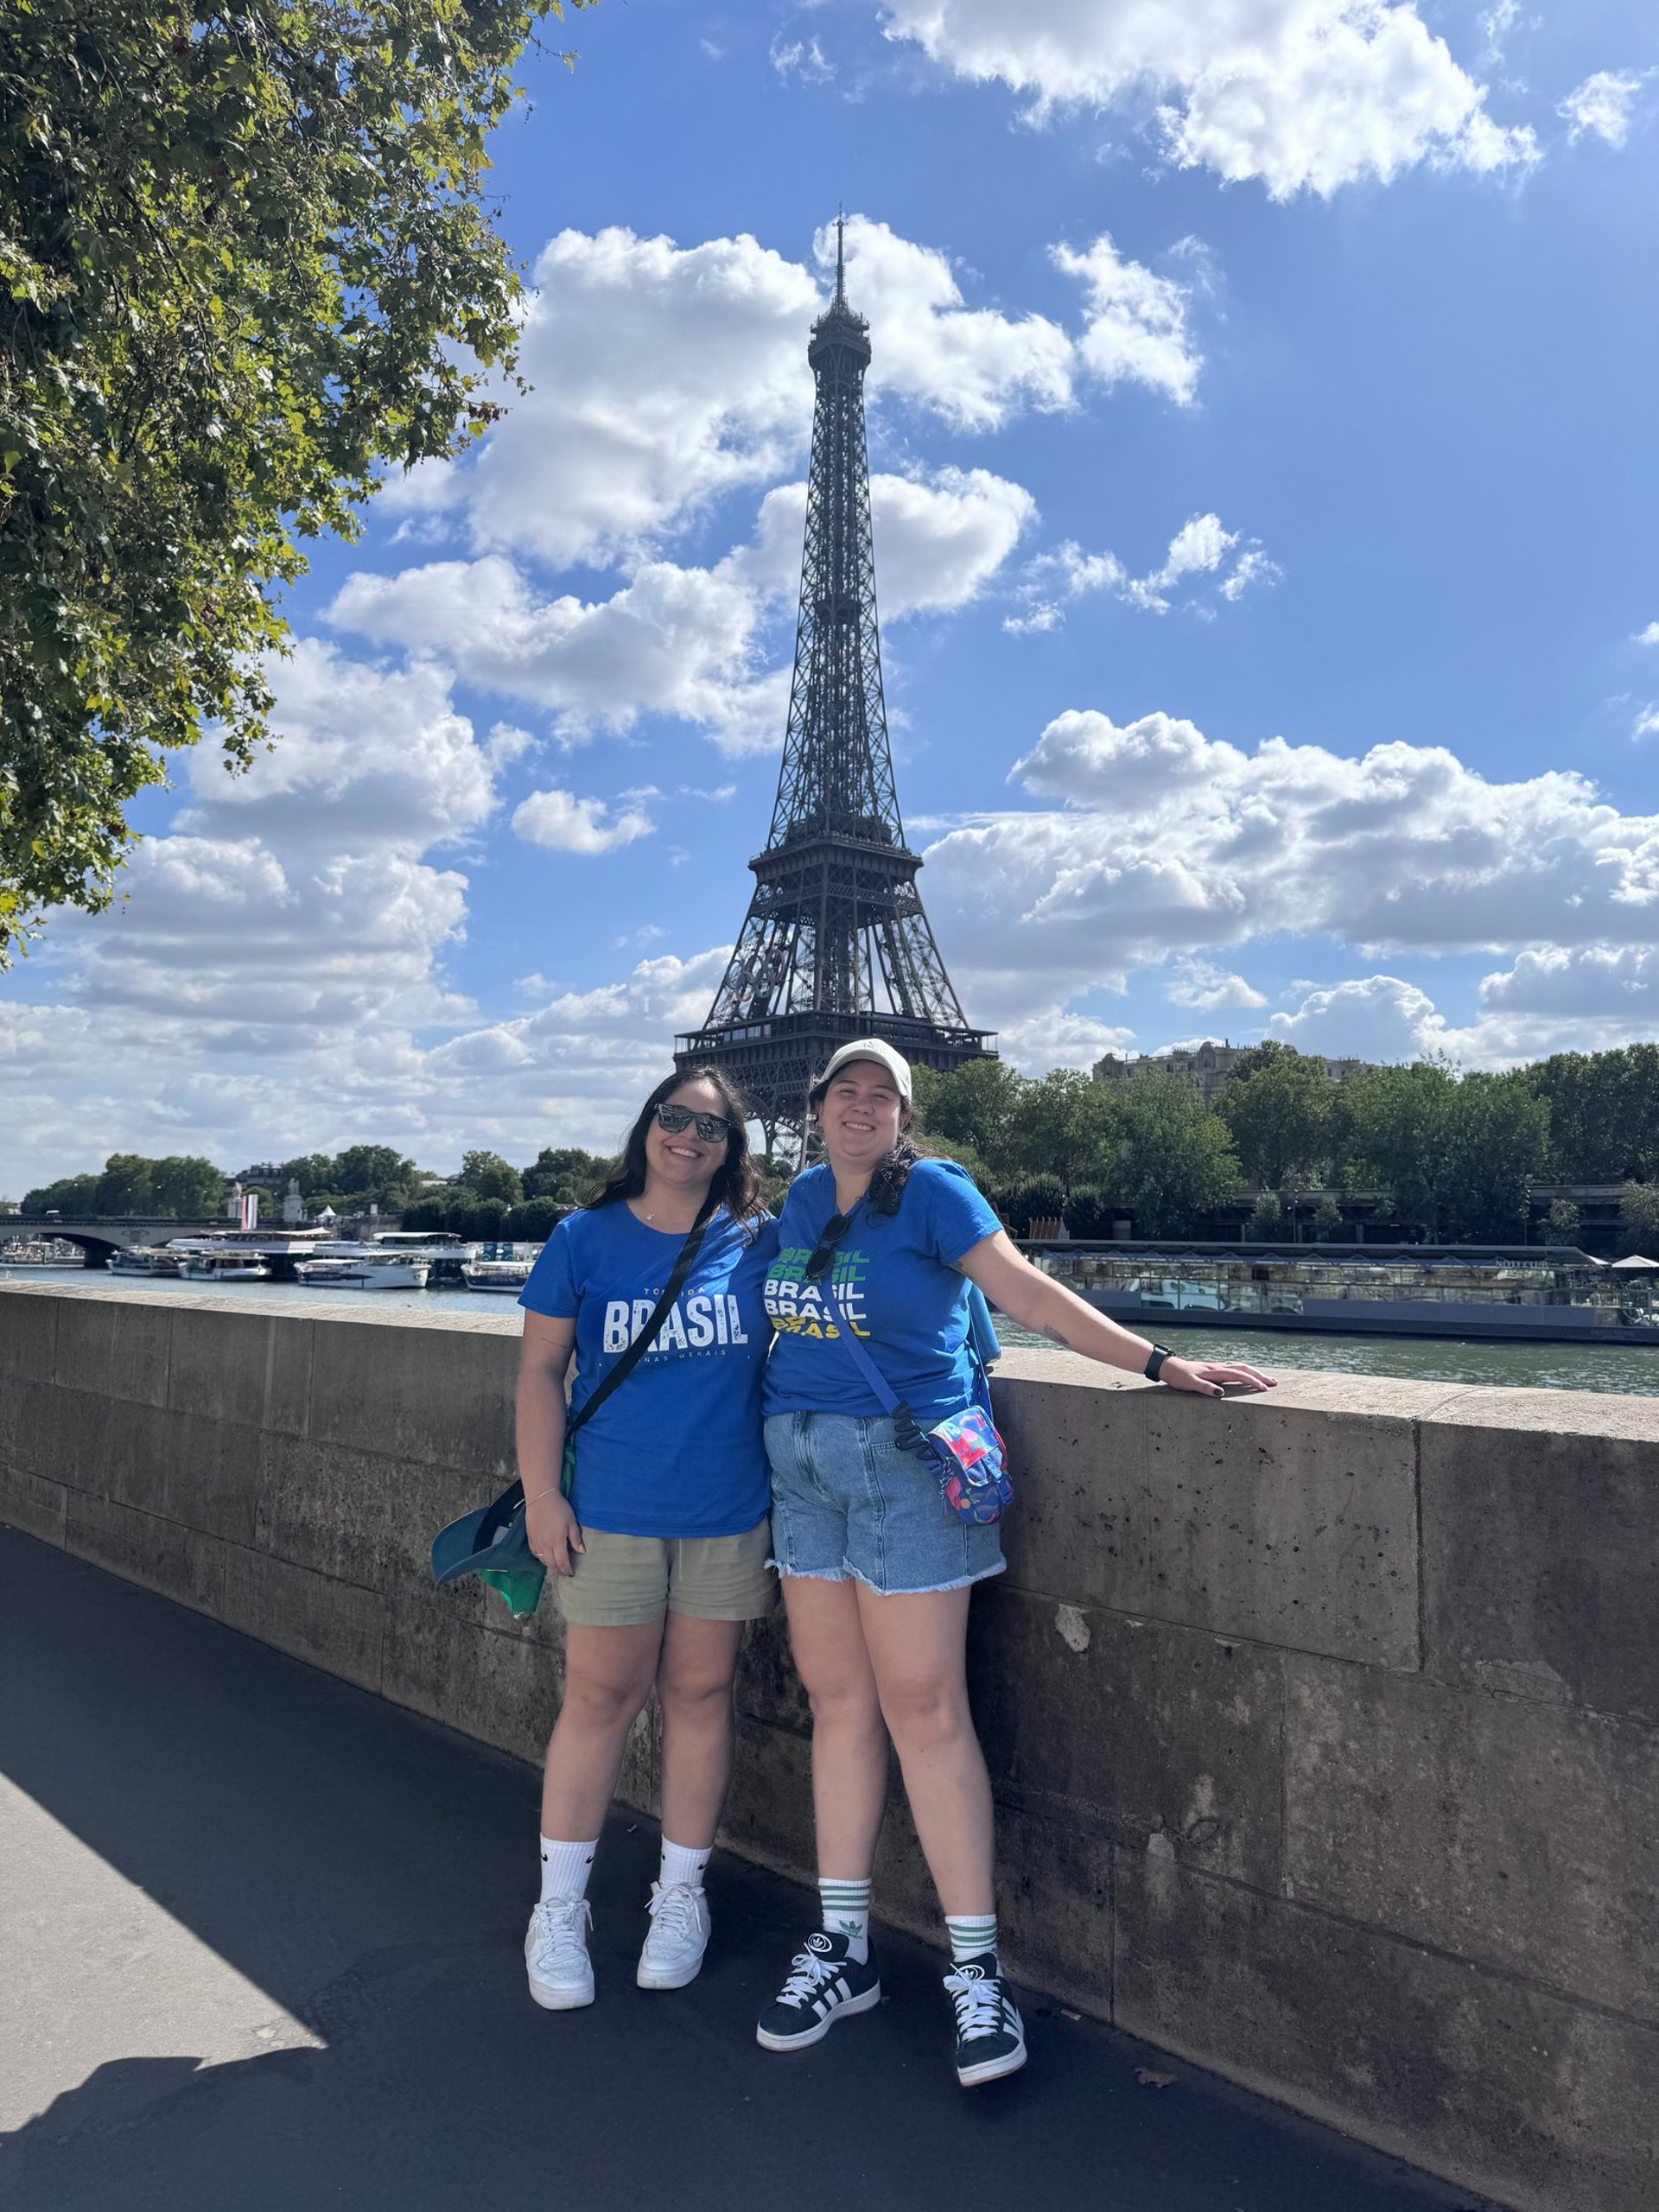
[762,1159,1002,1427]
[519,1204,779,1539]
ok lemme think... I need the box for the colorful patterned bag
[831,1295,1013,1527]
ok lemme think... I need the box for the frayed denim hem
[774,1557,1007,1598]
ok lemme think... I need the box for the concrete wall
[2,1282,1655,2211]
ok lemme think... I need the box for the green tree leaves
[0,0,590,959]
[1217,1041,1334,1188]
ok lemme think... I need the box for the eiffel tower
[674,222,995,1149]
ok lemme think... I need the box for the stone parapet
[3,1283,1655,2211]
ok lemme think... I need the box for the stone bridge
[0,1217,225,1264]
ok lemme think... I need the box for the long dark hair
[805,1063,931,1217]
[587,1067,765,1228]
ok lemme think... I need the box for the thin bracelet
[522,1484,560,1508]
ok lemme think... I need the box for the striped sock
[945,1912,998,1967]
[819,1875,873,1964]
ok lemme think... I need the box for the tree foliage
[0,0,589,959]
[24,1149,224,1214]
[1106,1072,1241,1238]
[457,1147,523,1205]
[1526,1047,1659,1183]
[1616,1181,1659,1261]
[1217,1041,1334,1189]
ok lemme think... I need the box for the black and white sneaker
[944,1953,1027,2086]
[755,1930,881,2051]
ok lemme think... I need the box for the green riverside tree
[0,0,591,960]
[1616,1182,1659,1259]
[459,1148,524,1207]
[911,1059,1032,1182]
[1108,1073,1241,1239]
[1217,1042,1333,1188]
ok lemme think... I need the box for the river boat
[295,1247,431,1291]
[175,1249,270,1282]
[1024,1242,1659,1349]
[109,1247,182,1277]
[461,1243,541,1294]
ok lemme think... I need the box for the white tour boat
[175,1248,270,1282]
[108,1246,183,1277]
[295,1244,432,1291]
[460,1243,543,1294]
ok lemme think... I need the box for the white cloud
[328,552,785,755]
[1007,513,1277,631]
[916,707,1659,1017]
[1265,947,1659,1068]
[1166,957,1268,1012]
[771,34,835,84]
[1050,234,1202,405]
[370,219,1201,575]
[1268,974,1446,1059]
[332,465,1034,755]
[1478,1,1519,62]
[883,0,1537,196]
[1636,622,1659,646]
[416,227,822,569]
[1559,69,1652,149]
[1634,706,1659,742]
[512,788,655,855]
[182,639,496,852]
[746,465,1037,617]
[995,1007,1136,1071]
[839,217,1081,427]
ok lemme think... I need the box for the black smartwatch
[1143,1344,1172,1382]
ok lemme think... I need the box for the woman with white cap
[753,1039,1271,2087]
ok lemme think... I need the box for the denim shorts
[765,1412,1005,1598]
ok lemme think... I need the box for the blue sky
[5,0,1658,1190]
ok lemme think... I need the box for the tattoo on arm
[1041,1324,1071,1350]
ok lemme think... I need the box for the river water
[8,1265,1658,1397]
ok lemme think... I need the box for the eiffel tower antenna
[675,220,996,1152]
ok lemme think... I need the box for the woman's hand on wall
[526,1491,585,1577]
[1158,1356,1275,1399]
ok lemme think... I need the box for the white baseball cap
[815,1037,913,1102]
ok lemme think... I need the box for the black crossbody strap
[565,1199,716,1442]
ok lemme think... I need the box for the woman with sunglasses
[755,1039,1272,2087]
[514,1069,779,2011]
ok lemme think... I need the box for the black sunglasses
[654,1102,734,1143]
[804,1208,855,1283]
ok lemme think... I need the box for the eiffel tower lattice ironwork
[675,224,995,1146]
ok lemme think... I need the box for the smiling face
[816,1058,908,1173]
[641,1077,732,1199]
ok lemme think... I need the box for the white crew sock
[659,1839,712,1892]
[945,1912,999,1967]
[819,1875,873,1964]
[538,1835,598,1905]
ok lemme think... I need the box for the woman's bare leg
[781,1576,889,1878]
[540,1619,664,1840]
[656,1614,745,1848]
[855,1584,994,1916]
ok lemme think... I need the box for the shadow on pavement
[0,1531,1496,2211]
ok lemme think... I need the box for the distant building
[1092,1039,1374,1104]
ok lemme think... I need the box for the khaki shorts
[555,1516,778,1629]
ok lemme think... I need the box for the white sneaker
[525,1897,594,2010]
[636,1880,711,1991]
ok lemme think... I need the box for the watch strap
[1143,1344,1172,1382]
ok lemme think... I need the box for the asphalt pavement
[0,1528,1499,2211]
